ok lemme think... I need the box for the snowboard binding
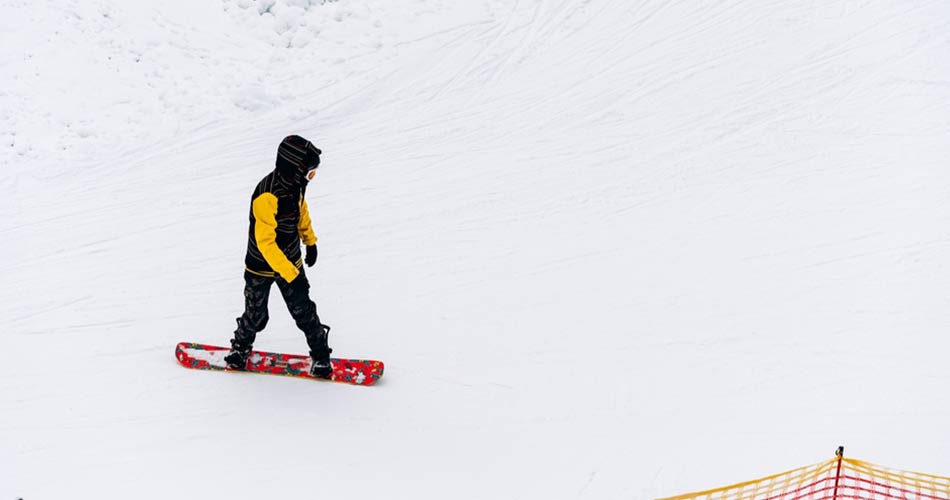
[308,324,333,378]
[224,341,252,370]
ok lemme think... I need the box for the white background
[3,1,950,498]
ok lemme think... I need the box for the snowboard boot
[224,340,252,370]
[308,324,333,378]
[309,347,333,378]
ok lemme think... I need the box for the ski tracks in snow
[4,1,950,499]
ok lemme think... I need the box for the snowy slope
[4,1,950,498]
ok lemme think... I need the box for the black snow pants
[232,269,329,354]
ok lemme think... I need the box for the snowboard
[175,342,384,386]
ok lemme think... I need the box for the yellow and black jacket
[244,171,317,282]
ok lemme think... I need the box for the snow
[3,1,950,498]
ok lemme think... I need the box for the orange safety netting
[660,453,950,500]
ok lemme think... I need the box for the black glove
[305,245,317,267]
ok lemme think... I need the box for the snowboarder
[225,135,333,378]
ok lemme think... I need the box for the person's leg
[226,272,274,368]
[276,270,332,376]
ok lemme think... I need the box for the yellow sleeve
[298,198,317,246]
[252,193,299,282]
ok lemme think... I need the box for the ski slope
[4,1,950,498]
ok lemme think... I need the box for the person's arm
[253,193,299,282]
[298,198,317,246]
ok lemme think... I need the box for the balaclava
[275,135,322,188]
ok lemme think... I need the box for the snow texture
[3,1,950,498]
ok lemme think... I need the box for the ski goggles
[306,168,317,181]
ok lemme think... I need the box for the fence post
[832,446,845,500]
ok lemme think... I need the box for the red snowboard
[175,342,384,386]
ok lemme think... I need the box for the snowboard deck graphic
[175,342,384,386]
